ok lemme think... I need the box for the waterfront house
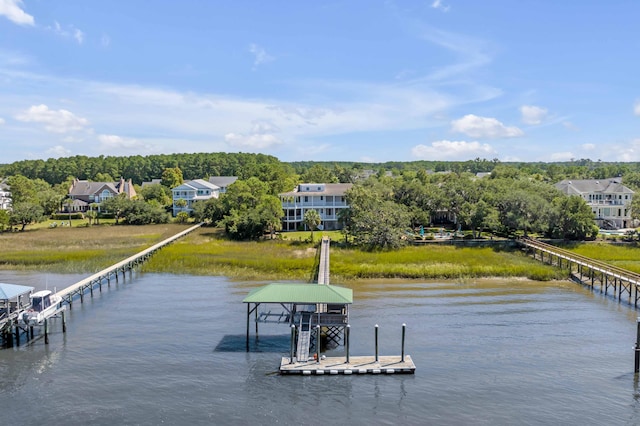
[279,183,353,231]
[208,176,238,194]
[0,181,11,211]
[66,177,137,212]
[171,179,220,216]
[555,178,634,229]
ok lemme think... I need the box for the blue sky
[1,0,639,164]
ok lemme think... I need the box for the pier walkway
[518,236,640,306]
[55,223,202,307]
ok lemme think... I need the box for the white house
[555,178,634,229]
[279,183,353,231]
[208,176,238,194]
[0,181,11,210]
[172,179,220,216]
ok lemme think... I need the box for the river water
[1,271,639,425]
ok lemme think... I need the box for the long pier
[56,223,202,308]
[317,236,330,285]
[518,236,640,307]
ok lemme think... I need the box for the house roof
[68,178,137,199]
[208,176,238,187]
[555,178,634,195]
[243,283,353,304]
[279,183,353,197]
[0,283,34,300]
[173,179,220,192]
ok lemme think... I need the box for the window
[304,196,309,202]
[327,209,332,216]
[320,196,324,201]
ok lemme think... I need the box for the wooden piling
[290,325,295,364]
[401,323,406,363]
[44,319,49,345]
[62,310,67,333]
[346,324,350,364]
[375,324,379,362]
[635,318,640,374]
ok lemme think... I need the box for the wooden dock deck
[279,355,416,375]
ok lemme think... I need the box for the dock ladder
[296,313,312,362]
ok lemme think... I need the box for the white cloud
[550,152,574,161]
[634,100,640,116]
[431,0,450,12]
[451,114,523,138]
[101,34,111,47]
[46,145,72,158]
[411,140,496,160]
[563,121,579,131]
[613,139,640,161]
[224,132,281,149]
[0,117,4,125]
[0,0,34,26]
[582,143,595,151]
[97,134,161,153]
[520,105,548,125]
[46,21,84,44]
[15,104,89,133]
[249,43,274,68]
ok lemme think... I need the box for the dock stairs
[296,313,312,362]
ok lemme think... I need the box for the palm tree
[304,209,321,242]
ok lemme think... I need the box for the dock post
[375,324,379,363]
[99,280,102,292]
[316,325,321,363]
[62,310,67,333]
[80,289,84,303]
[346,324,350,364]
[90,283,94,297]
[401,323,406,363]
[44,319,49,345]
[29,326,34,339]
[290,325,295,364]
[246,303,250,352]
[636,318,640,374]
[14,325,19,347]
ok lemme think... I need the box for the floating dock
[279,355,416,375]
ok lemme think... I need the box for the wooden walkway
[280,355,416,375]
[317,236,330,285]
[518,236,640,306]
[56,223,203,307]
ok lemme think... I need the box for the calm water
[1,271,640,425]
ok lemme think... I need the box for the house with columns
[279,183,353,231]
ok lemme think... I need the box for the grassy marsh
[0,224,568,281]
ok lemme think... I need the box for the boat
[20,290,61,326]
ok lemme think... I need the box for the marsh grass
[0,224,193,273]
[0,225,566,281]
[563,242,640,274]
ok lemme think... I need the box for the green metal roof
[0,283,34,300]
[243,283,353,304]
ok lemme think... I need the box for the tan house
[66,178,137,212]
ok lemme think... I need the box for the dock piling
[290,325,295,364]
[346,324,350,364]
[316,325,321,363]
[401,323,406,363]
[44,319,49,345]
[62,310,67,333]
[375,324,379,363]
[635,318,640,374]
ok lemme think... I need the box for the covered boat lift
[1,283,34,346]
[242,283,352,358]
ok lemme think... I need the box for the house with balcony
[67,177,137,212]
[555,178,634,229]
[0,181,11,211]
[172,179,220,216]
[279,183,353,231]
[208,176,238,194]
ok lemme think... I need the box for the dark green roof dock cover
[243,283,352,304]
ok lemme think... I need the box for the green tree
[304,209,321,242]
[101,194,131,224]
[161,167,184,189]
[549,196,599,240]
[9,202,45,231]
[176,211,190,223]
[140,183,172,206]
[301,165,337,183]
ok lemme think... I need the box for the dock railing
[56,223,203,305]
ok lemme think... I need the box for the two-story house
[0,181,11,210]
[279,183,353,231]
[172,179,220,216]
[208,176,238,194]
[555,178,634,229]
[67,177,137,212]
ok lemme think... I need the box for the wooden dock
[279,355,416,375]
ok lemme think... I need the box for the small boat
[21,290,61,326]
